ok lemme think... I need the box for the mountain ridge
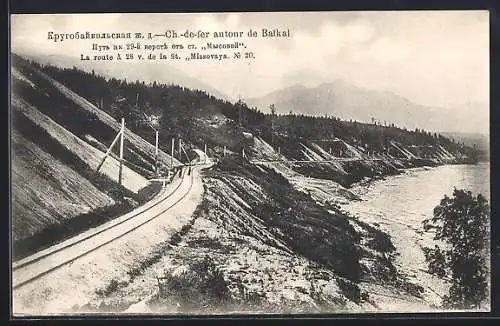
[15,52,234,102]
[245,81,488,134]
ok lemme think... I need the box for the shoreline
[348,161,483,196]
[339,161,489,310]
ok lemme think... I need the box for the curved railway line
[12,163,201,290]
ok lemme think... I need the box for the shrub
[158,256,230,310]
[422,188,489,309]
[367,230,396,253]
[336,278,361,303]
[136,182,162,203]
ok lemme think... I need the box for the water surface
[342,162,490,310]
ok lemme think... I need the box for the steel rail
[12,167,196,290]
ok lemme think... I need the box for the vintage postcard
[9,11,490,316]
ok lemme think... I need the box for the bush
[423,245,447,278]
[158,256,230,310]
[136,182,162,203]
[367,231,396,253]
[337,278,362,303]
[422,188,489,309]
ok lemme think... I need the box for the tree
[269,103,276,116]
[269,104,277,146]
[422,188,489,309]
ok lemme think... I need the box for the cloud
[10,11,488,110]
[366,37,411,62]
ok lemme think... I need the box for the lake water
[342,162,490,310]
[352,162,490,204]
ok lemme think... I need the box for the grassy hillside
[10,57,170,260]
[11,129,115,242]
[12,95,149,193]
[11,54,181,172]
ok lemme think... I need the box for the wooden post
[171,138,174,170]
[181,143,190,162]
[179,138,182,160]
[96,130,122,173]
[204,144,207,163]
[118,118,125,185]
[223,146,226,157]
[155,130,159,177]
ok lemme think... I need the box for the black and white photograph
[9,11,490,316]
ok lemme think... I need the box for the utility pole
[155,130,159,177]
[270,104,276,147]
[178,138,182,160]
[223,145,226,157]
[181,143,190,163]
[171,138,174,169]
[118,118,125,185]
[204,144,207,163]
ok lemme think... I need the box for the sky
[11,11,489,112]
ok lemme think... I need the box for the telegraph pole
[204,144,207,163]
[171,138,174,169]
[180,142,190,163]
[178,138,182,160]
[118,118,125,185]
[270,104,276,147]
[155,130,159,177]
[242,147,247,166]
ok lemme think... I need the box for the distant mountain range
[245,80,489,135]
[441,131,489,155]
[15,52,233,102]
[15,52,488,136]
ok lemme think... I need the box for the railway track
[12,164,198,290]
[12,169,184,271]
[250,158,384,164]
